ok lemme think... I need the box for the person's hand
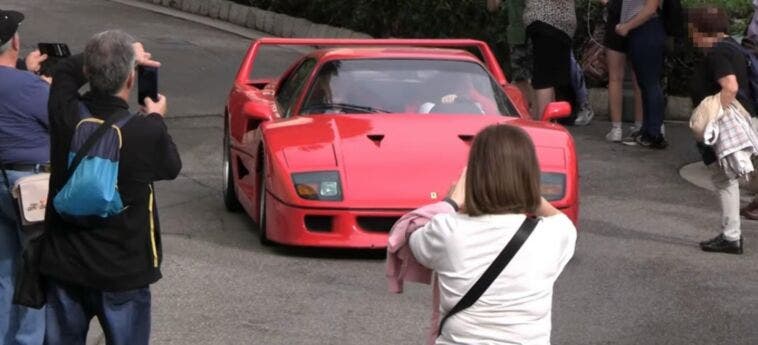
[25,50,48,74]
[142,94,167,116]
[441,94,458,104]
[615,23,630,37]
[598,0,609,5]
[447,167,467,210]
[40,75,52,84]
[132,42,161,68]
[486,0,502,12]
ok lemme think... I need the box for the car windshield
[300,59,518,116]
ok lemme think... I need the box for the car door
[274,58,317,119]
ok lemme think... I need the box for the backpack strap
[437,216,540,337]
[63,107,132,183]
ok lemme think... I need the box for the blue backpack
[53,105,133,221]
[720,39,758,112]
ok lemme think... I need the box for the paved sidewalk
[680,161,756,203]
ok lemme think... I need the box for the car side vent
[357,216,401,233]
[305,215,333,232]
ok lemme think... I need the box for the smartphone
[37,43,71,76]
[38,43,71,57]
[137,66,159,106]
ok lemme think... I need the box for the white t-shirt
[409,212,576,345]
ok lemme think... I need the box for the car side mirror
[541,101,572,122]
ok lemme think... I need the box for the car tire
[223,116,242,212]
[258,152,273,246]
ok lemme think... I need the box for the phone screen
[38,43,71,57]
[138,66,159,106]
[37,43,71,76]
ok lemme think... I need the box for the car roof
[308,47,483,64]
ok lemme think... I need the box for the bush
[231,0,753,96]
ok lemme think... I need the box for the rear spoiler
[234,38,507,86]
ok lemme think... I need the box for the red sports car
[224,38,578,248]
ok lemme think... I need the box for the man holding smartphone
[0,8,49,345]
[41,30,181,344]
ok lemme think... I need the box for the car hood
[265,114,572,209]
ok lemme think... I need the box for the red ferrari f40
[224,38,578,248]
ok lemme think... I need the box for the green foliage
[230,0,754,95]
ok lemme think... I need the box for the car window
[276,58,317,118]
[299,59,518,116]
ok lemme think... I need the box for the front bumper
[265,194,579,248]
[266,194,404,248]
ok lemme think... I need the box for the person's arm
[615,0,660,36]
[48,54,88,131]
[150,119,182,181]
[707,51,739,107]
[718,75,739,107]
[142,95,182,181]
[409,216,452,269]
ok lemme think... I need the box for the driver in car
[416,72,498,114]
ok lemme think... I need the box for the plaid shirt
[704,105,758,178]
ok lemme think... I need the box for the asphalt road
[7,0,758,344]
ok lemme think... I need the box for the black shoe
[700,234,743,254]
[636,134,668,149]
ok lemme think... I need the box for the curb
[588,88,692,122]
[136,0,371,40]
[126,0,693,122]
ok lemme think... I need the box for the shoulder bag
[437,217,540,336]
[9,108,132,309]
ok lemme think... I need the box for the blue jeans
[627,17,666,139]
[570,51,589,108]
[44,280,151,345]
[0,169,46,345]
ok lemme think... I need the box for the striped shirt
[620,0,658,24]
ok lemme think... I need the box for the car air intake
[357,216,401,233]
[304,215,333,232]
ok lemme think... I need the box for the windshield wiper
[306,102,391,114]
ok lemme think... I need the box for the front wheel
[257,153,273,246]
[223,119,242,212]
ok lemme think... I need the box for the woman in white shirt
[409,124,576,344]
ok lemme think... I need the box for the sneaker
[700,234,743,254]
[635,134,668,149]
[573,107,594,126]
[621,130,641,146]
[741,199,758,220]
[605,127,622,142]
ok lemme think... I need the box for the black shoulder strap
[63,108,132,183]
[437,216,540,337]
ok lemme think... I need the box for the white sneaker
[606,127,622,142]
[573,107,594,126]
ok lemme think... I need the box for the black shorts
[527,21,572,89]
[603,0,627,53]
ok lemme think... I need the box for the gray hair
[84,30,136,95]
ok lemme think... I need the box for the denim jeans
[627,17,666,139]
[0,169,46,345]
[570,51,589,108]
[44,280,151,345]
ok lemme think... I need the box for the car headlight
[292,171,343,201]
[541,172,566,201]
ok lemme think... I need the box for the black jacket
[40,54,182,291]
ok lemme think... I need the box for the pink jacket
[386,201,455,345]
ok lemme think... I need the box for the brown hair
[687,5,729,36]
[464,124,541,216]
